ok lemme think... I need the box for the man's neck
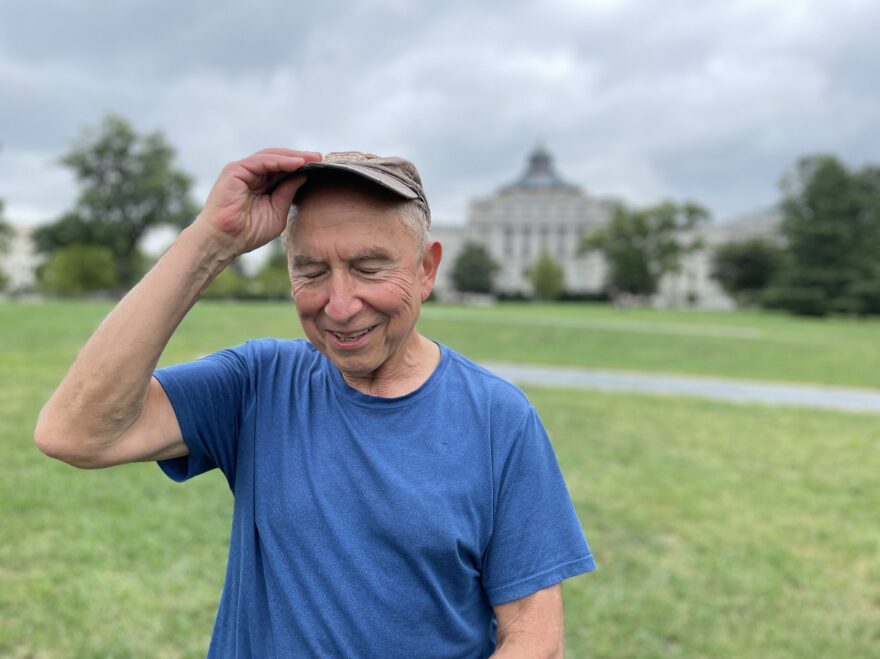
[341,333,440,398]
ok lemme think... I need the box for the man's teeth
[333,327,371,340]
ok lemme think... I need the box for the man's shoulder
[230,337,315,361]
[217,338,325,378]
[439,344,533,413]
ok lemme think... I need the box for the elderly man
[35,149,595,657]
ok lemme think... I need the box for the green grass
[1,300,879,657]
[541,389,880,658]
[418,302,880,389]
[7,299,879,388]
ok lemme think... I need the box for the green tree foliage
[33,115,198,288]
[249,241,292,299]
[202,267,247,300]
[580,201,709,298]
[202,242,291,300]
[451,242,499,294]
[711,238,786,306]
[37,244,118,296]
[529,250,565,300]
[766,155,880,316]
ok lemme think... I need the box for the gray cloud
[2,0,879,226]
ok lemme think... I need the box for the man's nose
[324,271,364,323]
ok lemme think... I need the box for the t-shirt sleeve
[153,345,250,489]
[481,407,596,606]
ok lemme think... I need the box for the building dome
[501,145,580,193]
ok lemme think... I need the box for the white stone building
[0,224,41,293]
[432,146,614,298]
[656,208,781,309]
[431,146,780,309]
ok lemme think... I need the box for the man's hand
[195,148,321,258]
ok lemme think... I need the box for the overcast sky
[1,0,878,229]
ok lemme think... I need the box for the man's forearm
[491,637,564,659]
[490,585,565,659]
[34,221,234,462]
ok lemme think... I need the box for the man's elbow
[493,631,564,658]
[34,411,107,469]
[492,583,566,658]
[541,638,564,659]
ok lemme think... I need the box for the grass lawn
[539,389,880,658]
[7,299,879,388]
[418,302,880,389]
[1,300,878,656]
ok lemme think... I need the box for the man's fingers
[220,149,321,194]
[265,170,299,196]
[238,153,305,175]
[270,173,307,217]
[252,147,322,163]
[232,154,306,193]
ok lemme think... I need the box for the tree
[33,115,198,288]
[765,155,880,316]
[203,266,247,300]
[37,244,118,296]
[250,241,292,299]
[451,242,499,294]
[528,250,564,300]
[580,201,708,299]
[711,238,785,306]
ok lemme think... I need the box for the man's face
[288,184,437,383]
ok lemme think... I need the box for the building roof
[500,145,580,194]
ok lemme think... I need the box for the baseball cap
[268,151,431,226]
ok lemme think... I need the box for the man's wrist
[179,220,242,273]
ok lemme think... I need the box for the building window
[504,226,514,257]
[539,226,550,252]
[521,227,531,258]
[557,225,567,258]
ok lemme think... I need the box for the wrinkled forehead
[291,188,405,236]
[286,174,417,251]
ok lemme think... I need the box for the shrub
[37,244,118,296]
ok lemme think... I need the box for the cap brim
[266,161,418,200]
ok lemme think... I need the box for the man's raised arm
[34,148,320,469]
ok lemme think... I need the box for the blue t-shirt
[156,339,594,657]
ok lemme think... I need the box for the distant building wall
[1,224,41,293]
[656,209,782,309]
[431,146,780,308]
[432,146,614,299]
[429,222,468,296]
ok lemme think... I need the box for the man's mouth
[328,325,377,344]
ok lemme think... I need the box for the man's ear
[419,240,442,301]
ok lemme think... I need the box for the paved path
[480,361,880,414]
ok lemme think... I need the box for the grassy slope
[419,303,880,389]
[539,389,880,658]
[2,300,878,656]
[6,300,879,388]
